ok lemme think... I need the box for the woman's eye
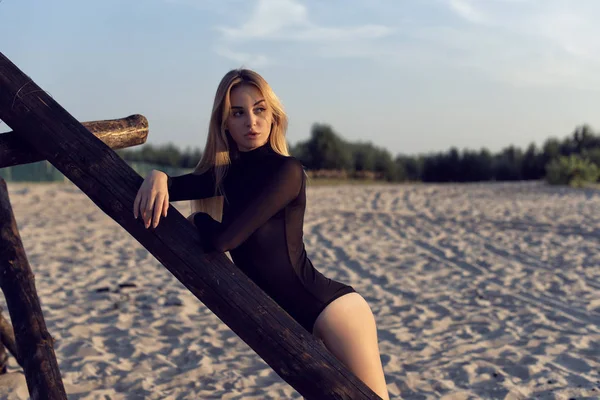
[255,107,266,114]
[233,110,243,117]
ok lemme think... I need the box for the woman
[133,69,390,399]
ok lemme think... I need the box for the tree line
[118,144,202,170]
[118,123,600,186]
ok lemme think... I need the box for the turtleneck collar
[236,142,273,162]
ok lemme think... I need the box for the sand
[1,181,599,399]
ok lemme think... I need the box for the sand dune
[1,181,599,399]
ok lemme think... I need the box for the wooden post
[0,339,6,374]
[0,114,148,168]
[0,179,67,399]
[0,306,22,367]
[0,53,381,399]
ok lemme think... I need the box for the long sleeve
[167,169,217,202]
[194,157,304,252]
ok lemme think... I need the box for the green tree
[581,147,600,167]
[493,146,523,181]
[521,143,545,180]
[396,155,422,182]
[305,124,352,170]
[350,142,377,172]
[542,138,561,164]
[373,148,400,181]
[546,154,600,187]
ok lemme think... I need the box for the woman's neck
[236,142,272,162]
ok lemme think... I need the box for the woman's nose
[246,113,256,127]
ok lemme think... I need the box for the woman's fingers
[142,193,153,228]
[134,186,148,219]
[162,194,169,218]
[152,193,166,228]
[133,172,170,229]
[133,191,140,219]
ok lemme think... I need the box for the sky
[1,0,599,156]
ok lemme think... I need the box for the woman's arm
[133,168,217,229]
[167,169,217,202]
[193,157,304,252]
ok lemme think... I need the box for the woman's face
[226,84,273,152]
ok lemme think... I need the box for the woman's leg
[313,293,390,400]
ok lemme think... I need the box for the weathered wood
[0,114,148,168]
[0,338,6,374]
[0,53,381,399]
[0,179,67,399]
[0,306,21,367]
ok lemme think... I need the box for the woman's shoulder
[267,153,306,173]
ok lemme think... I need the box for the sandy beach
[1,181,599,399]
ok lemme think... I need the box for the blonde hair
[190,69,290,222]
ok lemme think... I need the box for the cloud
[443,0,600,60]
[218,0,307,39]
[182,0,600,89]
[434,0,600,88]
[211,0,394,66]
[217,0,393,42]
[526,9,600,61]
[447,0,486,24]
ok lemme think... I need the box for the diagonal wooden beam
[0,52,381,399]
[0,114,148,168]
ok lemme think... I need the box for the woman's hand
[133,170,170,229]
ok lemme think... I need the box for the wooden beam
[0,306,21,367]
[0,52,381,399]
[0,179,67,399]
[0,339,6,374]
[0,114,148,168]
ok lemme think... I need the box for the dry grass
[306,178,395,186]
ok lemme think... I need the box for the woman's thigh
[312,293,389,399]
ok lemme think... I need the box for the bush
[545,155,600,187]
[305,124,352,170]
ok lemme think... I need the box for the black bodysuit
[167,142,356,333]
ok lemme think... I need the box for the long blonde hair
[190,69,290,222]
